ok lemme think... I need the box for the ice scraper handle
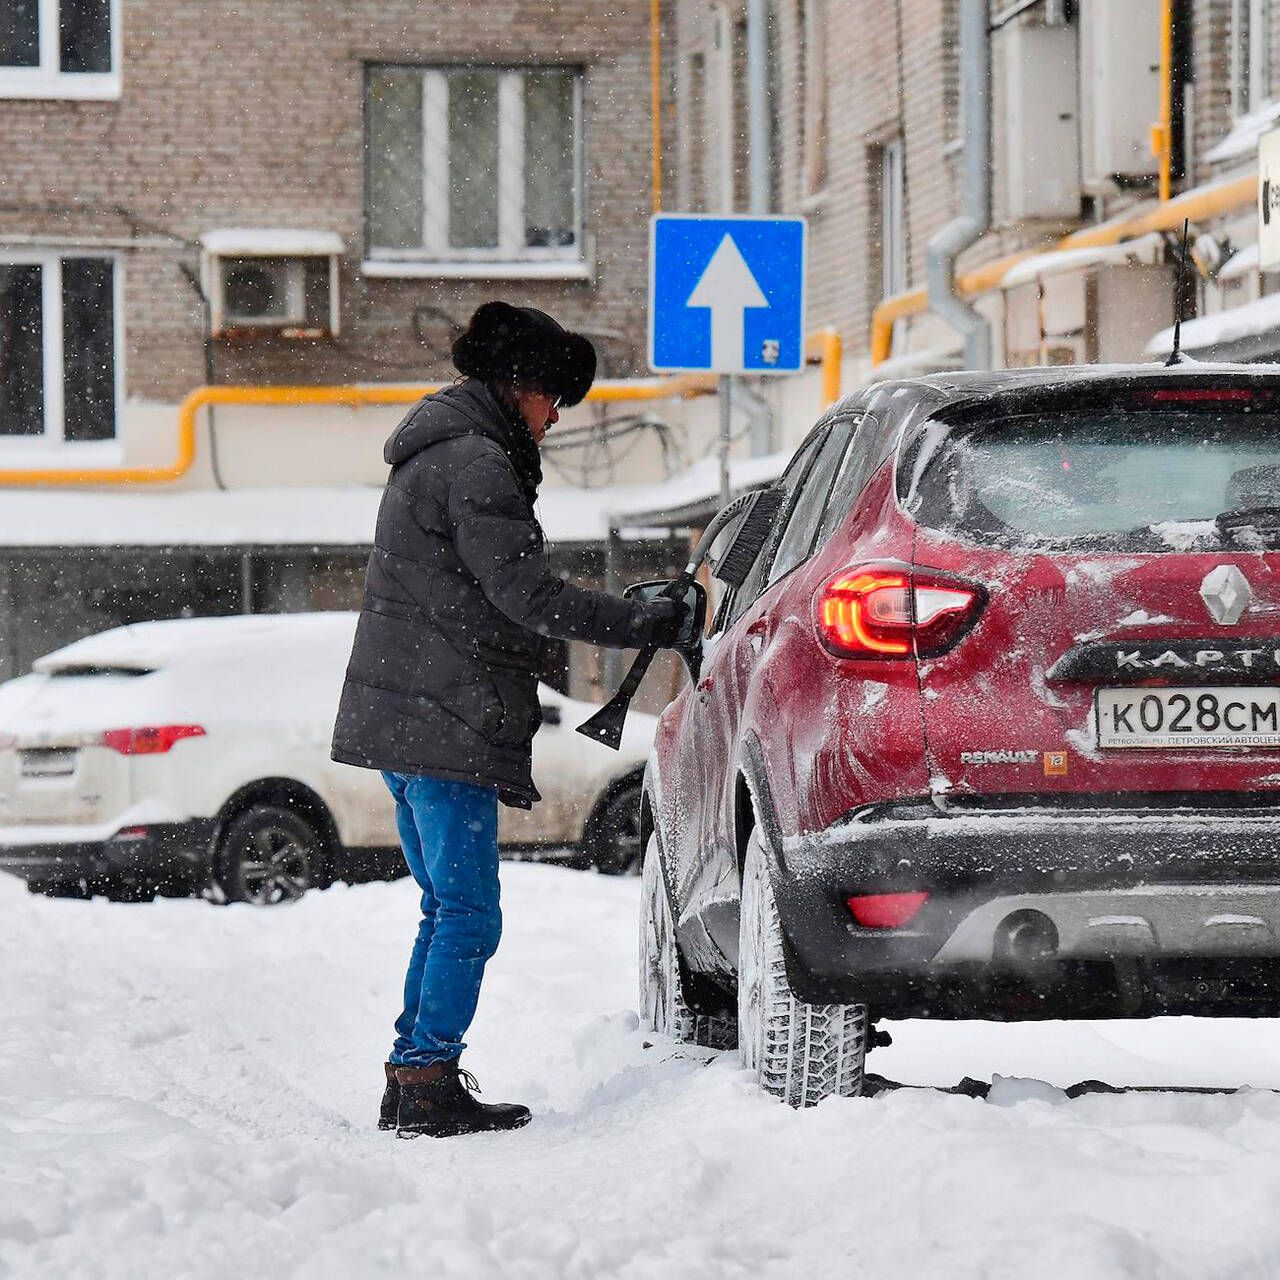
[575,571,695,750]
[576,495,755,751]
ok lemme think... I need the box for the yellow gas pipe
[0,329,846,487]
[870,174,1256,367]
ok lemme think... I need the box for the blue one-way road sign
[649,214,807,375]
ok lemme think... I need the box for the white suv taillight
[100,725,206,755]
[815,565,985,659]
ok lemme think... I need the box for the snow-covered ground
[5,865,1280,1279]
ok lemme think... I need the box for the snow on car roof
[33,612,359,673]
[30,615,659,725]
[836,360,1280,421]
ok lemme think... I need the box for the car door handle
[696,674,715,700]
[745,617,770,651]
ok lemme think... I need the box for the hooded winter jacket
[331,379,660,808]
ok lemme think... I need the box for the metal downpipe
[747,0,772,214]
[925,0,993,370]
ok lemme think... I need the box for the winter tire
[584,778,645,875]
[103,878,157,904]
[215,804,321,906]
[26,878,92,900]
[639,833,737,1048]
[737,828,868,1106]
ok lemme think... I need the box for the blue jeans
[382,772,501,1068]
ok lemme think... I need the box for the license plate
[18,748,77,777]
[1097,687,1280,749]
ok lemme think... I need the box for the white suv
[0,613,656,904]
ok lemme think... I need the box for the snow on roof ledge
[1000,234,1164,290]
[604,452,788,526]
[865,345,964,382]
[1146,293,1280,357]
[0,485,627,549]
[1204,100,1280,167]
[1219,242,1261,281]
[1217,242,1280,282]
[201,228,344,257]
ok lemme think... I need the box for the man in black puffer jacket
[332,302,683,1139]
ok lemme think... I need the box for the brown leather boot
[394,1060,531,1138]
[378,1062,399,1131]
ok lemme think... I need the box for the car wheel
[26,878,92,900]
[215,804,320,906]
[737,827,868,1106]
[584,779,645,875]
[102,877,157,904]
[639,833,737,1049]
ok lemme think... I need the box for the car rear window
[901,408,1280,551]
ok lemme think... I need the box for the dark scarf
[480,381,543,507]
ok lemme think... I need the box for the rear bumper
[0,820,217,888]
[775,796,1280,1016]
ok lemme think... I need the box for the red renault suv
[639,364,1280,1106]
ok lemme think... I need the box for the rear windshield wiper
[1215,505,1280,544]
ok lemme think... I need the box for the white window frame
[881,139,907,298]
[0,0,121,100]
[364,65,588,280]
[0,249,123,455]
[1231,0,1271,118]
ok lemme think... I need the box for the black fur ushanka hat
[451,301,597,408]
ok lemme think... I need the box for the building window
[365,65,584,275]
[0,255,118,444]
[0,0,119,98]
[1231,0,1271,116]
[879,139,907,297]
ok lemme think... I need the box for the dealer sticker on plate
[1097,686,1280,748]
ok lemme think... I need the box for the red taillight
[815,565,984,659]
[847,891,930,929]
[100,725,206,755]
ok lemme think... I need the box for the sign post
[718,375,732,509]
[649,214,807,514]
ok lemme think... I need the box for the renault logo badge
[1200,565,1252,625]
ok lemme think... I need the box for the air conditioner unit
[999,22,1082,221]
[201,229,343,338]
[221,257,307,327]
[1080,0,1161,185]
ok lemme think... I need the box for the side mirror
[623,579,708,680]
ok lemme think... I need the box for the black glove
[637,597,689,650]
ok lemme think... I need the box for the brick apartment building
[670,0,1280,410]
[1,1,664,415]
[0,0,698,695]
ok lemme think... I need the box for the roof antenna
[1166,217,1193,367]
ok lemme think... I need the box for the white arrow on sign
[686,233,769,371]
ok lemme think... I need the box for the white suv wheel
[737,828,868,1105]
[639,833,736,1048]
